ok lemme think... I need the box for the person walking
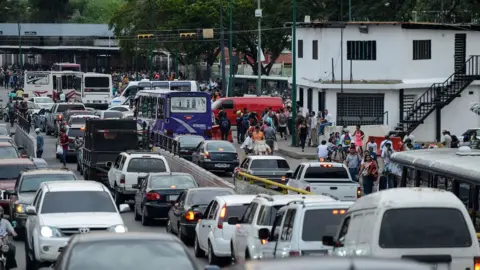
[35,128,44,158]
[299,120,308,152]
[358,154,378,195]
[59,129,69,168]
[219,113,231,141]
[345,148,362,183]
[263,122,276,155]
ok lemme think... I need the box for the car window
[207,201,218,219]
[127,158,167,173]
[280,209,296,241]
[0,164,36,179]
[337,216,351,246]
[301,208,347,241]
[20,174,76,192]
[221,99,234,109]
[186,189,234,206]
[149,175,197,189]
[57,105,85,112]
[257,205,284,226]
[250,159,290,170]
[67,128,85,138]
[292,166,301,179]
[0,146,19,158]
[303,166,350,180]
[245,203,258,224]
[270,211,285,241]
[206,142,236,152]
[114,155,122,169]
[69,118,87,125]
[178,136,204,148]
[41,191,117,214]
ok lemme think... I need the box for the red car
[0,159,36,216]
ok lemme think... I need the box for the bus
[109,80,199,107]
[24,71,52,98]
[231,75,290,96]
[23,71,82,101]
[134,90,212,138]
[82,73,113,109]
[52,63,81,72]
[390,148,480,230]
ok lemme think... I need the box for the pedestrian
[35,128,44,158]
[235,111,244,143]
[345,148,361,183]
[340,130,352,153]
[381,142,395,188]
[309,111,318,147]
[59,129,69,168]
[263,122,276,155]
[277,108,288,140]
[317,140,329,161]
[353,125,365,152]
[442,130,452,148]
[219,113,231,141]
[358,154,378,195]
[298,120,308,152]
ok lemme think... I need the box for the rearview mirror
[106,161,112,168]
[25,205,36,215]
[227,216,239,225]
[322,236,335,246]
[118,204,130,213]
[258,228,270,240]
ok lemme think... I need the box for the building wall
[296,25,480,82]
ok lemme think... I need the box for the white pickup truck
[286,162,361,201]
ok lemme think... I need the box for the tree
[69,0,125,24]
[28,0,70,22]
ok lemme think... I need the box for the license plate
[169,195,179,201]
[215,163,229,168]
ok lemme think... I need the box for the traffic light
[137,34,153,40]
[180,33,197,40]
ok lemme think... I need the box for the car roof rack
[256,194,274,202]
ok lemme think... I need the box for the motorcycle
[0,229,9,270]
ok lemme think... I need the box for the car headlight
[108,225,127,233]
[40,226,62,238]
[15,204,25,213]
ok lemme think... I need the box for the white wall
[296,25,480,82]
[412,84,480,141]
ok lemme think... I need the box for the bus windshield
[170,96,207,113]
[85,77,110,92]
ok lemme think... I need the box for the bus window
[53,75,57,89]
[26,73,49,85]
[157,98,165,119]
[170,82,191,91]
[405,168,415,187]
[147,97,156,118]
[419,171,431,187]
[170,96,207,113]
[459,183,471,208]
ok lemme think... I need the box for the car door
[261,208,287,259]
[193,142,203,164]
[287,165,303,192]
[236,202,258,258]
[108,155,122,188]
[170,192,186,234]
[134,173,148,214]
[199,200,218,250]
[274,208,297,258]
[26,189,43,248]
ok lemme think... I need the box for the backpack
[221,119,229,130]
[344,134,351,144]
[279,113,287,125]
[242,117,250,129]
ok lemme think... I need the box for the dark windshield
[41,191,117,214]
[102,111,123,119]
[150,175,198,189]
[302,209,347,241]
[67,240,195,270]
[127,158,167,173]
[0,147,19,158]
[257,205,284,225]
[20,174,76,192]
[70,118,87,125]
[303,167,350,180]
[0,164,35,179]
[251,159,290,170]
[206,142,236,152]
[85,77,110,88]
[67,128,84,138]
[226,205,249,219]
[178,136,204,148]
[57,105,85,113]
[186,190,234,206]
[379,208,472,248]
[0,127,9,135]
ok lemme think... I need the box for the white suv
[258,200,354,259]
[229,194,338,263]
[194,195,256,265]
[107,151,171,206]
[24,181,130,268]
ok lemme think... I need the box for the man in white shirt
[319,109,333,135]
[442,130,452,148]
[309,112,318,146]
[403,132,415,144]
[380,135,392,156]
[317,140,329,160]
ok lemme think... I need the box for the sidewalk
[275,139,318,159]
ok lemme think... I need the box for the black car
[52,232,220,270]
[167,187,235,243]
[176,135,205,161]
[192,140,239,173]
[133,172,199,226]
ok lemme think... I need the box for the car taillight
[217,205,226,229]
[204,152,210,159]
[357,187,361,198]
[305,186,310,192]
[57,114,62,120]
[474,257,480,270]
[146,191,161,201]
[289,250,301,256]
[185,211,200,221]
[119,175,125,184]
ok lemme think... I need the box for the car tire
[133,204,141,221]
[230,242,237,264]
[178,224,188,244]
[194,236,205,258]
[166,219,173,233]
[208,241,221,265]
[141,207,151,226]
[114,188,124,208]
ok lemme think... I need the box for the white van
[323,188,480,270]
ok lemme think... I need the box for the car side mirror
[106,161,113,168]
[227,216,239,225]
[322,236,335,246]
[285,172,293,178]
[258,228,270,240]
[132,184,139,189]
[118,204,130,213]
[25,205,36,215]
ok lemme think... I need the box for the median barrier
[14,123,37,158]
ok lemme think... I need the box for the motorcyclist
[0,206,17,269]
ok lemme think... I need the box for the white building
[292,21,480,142]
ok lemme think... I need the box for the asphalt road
[0,87,307,269]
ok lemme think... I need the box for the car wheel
[141,207,151,226]
[230,242,237,264]
[133,203,141,221]
[114,188,123,207]
[166,218,173,233]
[178,224,188,244]
[208,241,221,265]
[194,236,205,258]
[24,238,33,270]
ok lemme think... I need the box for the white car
[107,106,130,112]
[29,97,54,110]
[194,195,256,265]
[230,194,338,263]
[24,181,130,267]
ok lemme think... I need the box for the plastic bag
[56,145,63,155]
[274,141,278,151]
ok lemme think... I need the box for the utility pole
[255,0,262,96]
[219,0,227,95]
[149,1,155,79]
[228,0,234,97]
[348,0,352,21]
[291,0,297,146]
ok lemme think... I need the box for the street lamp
[290,0,297,146]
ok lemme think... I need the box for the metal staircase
[397,55,480,133]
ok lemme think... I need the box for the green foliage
[69,0,125,24]
[28,0,70,22]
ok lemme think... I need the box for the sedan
[167,187,235,244]
[0,142,23,158]
[133,172,199,226]
[175,135,204,161]
[192,140,239,173]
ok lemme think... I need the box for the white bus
[24,71,53,98]
[82,73,113,109]
[24,71,83,101]
[52,63,81,72]
[109,80,198,107]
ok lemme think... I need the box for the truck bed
[305,179,360,201]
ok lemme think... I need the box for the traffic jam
[0,72,477,270]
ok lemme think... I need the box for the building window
[312,40,318,60]
[298,40,303,58]
[413,40,431,60]
[347,41,376,60]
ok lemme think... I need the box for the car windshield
[0,164,36,179]
[150,175,197,189]
[35,97,53,103]
[379,208,472,248]
[186,189,234,206]
[0,127,9,136]
[41,191,117,214]
[67,240,195,270]
[302,209,348,241]
[28,102,39,109]
[102,111,123,119]
[67,128,84,138]
[20,174,76,192]
[57,105,85,113]
[303,166,350,181]
[178,136,204,148]
[250,159,290,170]
[70,118,87,125]
[127,158,167,173]
[206,142,236,152]
[0,146,19,158]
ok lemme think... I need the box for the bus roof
[391,148,480,183]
